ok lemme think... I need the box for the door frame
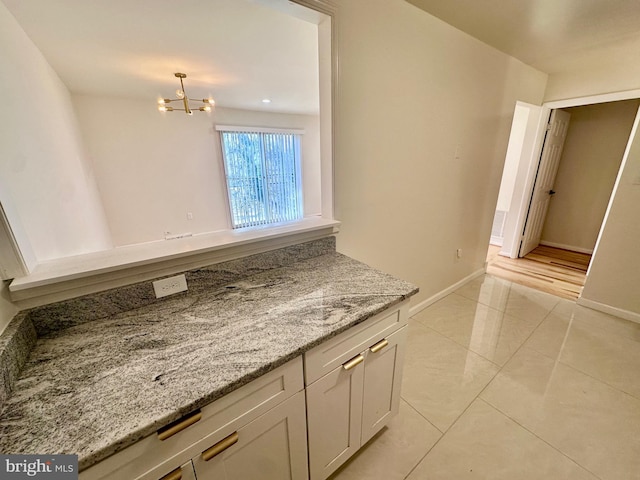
[500,89,640,260]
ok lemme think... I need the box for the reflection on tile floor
[330,275,640,480]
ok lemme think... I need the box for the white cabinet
[192,390,308,480]
[305,301,409,480]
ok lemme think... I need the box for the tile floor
[329,274,640,480]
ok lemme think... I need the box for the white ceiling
[2,0,322,114]
[406,0,640,74]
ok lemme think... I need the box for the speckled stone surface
[0,251,417,471]
[0,312,37,411]
[29,237,337,336]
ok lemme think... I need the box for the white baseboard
[489,236,503,247]
[577,297,640,324]
[409,268,486,317]
[539,241,594,255]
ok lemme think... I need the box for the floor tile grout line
[501,297,640,404]
[485,304,557,374]
[402,364,504,480]
[478,397,605,480]
[409,318,506,370]
[544,303,640,345]
[400,396,444,434]
[412,296,556,370]
[518,343,640,405]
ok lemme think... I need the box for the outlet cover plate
[153,274,188,298]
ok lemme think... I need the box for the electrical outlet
[456,248,463,259]
[153,274,188,298]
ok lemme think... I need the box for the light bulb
[157,98,166,105]
[158,105,167,112]
[203,105,212,112]
[176,89,185,99]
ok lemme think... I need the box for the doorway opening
[488,97,640,299]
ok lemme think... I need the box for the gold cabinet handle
[157,411,202,441]
[370,339,389,353]
[202,431,239,461]
[160,468,182,480]
[343,354,365,371]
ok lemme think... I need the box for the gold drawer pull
[157,411,202,441]
[202,431,239,461]
[370,339,389,353]
[160,468,182,480]
[343,354,365,371]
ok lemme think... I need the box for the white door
[519,109,571,257]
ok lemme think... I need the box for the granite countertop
[0,252,417,470]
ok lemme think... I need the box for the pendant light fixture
[157,73,214,115]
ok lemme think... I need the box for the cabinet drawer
[304,300,409,385]
[80,356,303,480]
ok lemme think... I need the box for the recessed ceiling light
[262,98,271,104]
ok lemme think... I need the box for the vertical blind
[220,130,303,229]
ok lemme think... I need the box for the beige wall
[333,0,548,305]
[0,2,112,262]
[581,108,640,315]
[541,100,640,252]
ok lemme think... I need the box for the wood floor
[486,244,591,300]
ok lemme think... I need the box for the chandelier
[157,73,214,115]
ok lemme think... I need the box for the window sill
[10,217,340,308]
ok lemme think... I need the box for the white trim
[10,218,340,308]
[489,236,503,247]
[576,297,640,325]
[539,241,594,255]
[409,268,486,317]
[215,125,305,135]
[544,89,640,110]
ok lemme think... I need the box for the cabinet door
[306,354,365,480]
[361,325,407,445]
[192,390,308,480]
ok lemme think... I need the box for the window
[218,127,304,229]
